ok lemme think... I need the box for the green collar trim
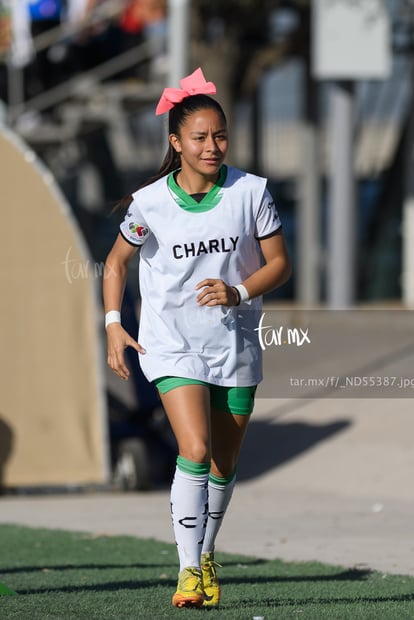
[168,165,227,213]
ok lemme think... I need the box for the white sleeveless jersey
[120,165,281,387]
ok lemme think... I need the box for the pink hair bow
[155,67,216,115]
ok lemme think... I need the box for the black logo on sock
[178,516,197,529]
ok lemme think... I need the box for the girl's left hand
[195,278,239,307]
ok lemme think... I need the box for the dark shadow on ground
[232,593,414,609]
[231,594,414,618]
[0,562,177,574]
[238,418,350,481]
[14,567,374,596]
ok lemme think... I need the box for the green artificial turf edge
[0,524,413,619]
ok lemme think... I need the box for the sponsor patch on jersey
[120,221,150,245]
[129,222,149,238]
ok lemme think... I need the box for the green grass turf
[0,524,413,619]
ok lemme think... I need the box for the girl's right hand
[106,324,146,380]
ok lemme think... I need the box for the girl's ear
[169,133,181,154]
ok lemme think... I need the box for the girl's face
[170,108,228,181]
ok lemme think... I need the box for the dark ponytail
[136,143,181,190]
[115,94,226,209]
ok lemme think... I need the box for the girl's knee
[210,459,237,480]
[179,442,210,465]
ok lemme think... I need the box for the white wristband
[105,310,121,328]
[234,284,249,303]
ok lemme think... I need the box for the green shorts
[154,376,256,416]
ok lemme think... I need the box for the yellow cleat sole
[172,593,205,608]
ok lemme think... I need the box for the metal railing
[6,0,165,123]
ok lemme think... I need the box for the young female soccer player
[103,67,291,608]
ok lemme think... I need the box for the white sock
[202,473,236,555]
[170,460,210,571]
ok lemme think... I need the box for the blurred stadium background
[2,0,413,304]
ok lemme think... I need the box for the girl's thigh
[159,384,211,462]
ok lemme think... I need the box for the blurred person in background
[0,1,11,104]
[0,2,11,58]
[26,0,65,95]
[117,0,167,81]
[67,0,123,72]
[133,0,167,80]
[0,1,34,106]
[66,0,166,79]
